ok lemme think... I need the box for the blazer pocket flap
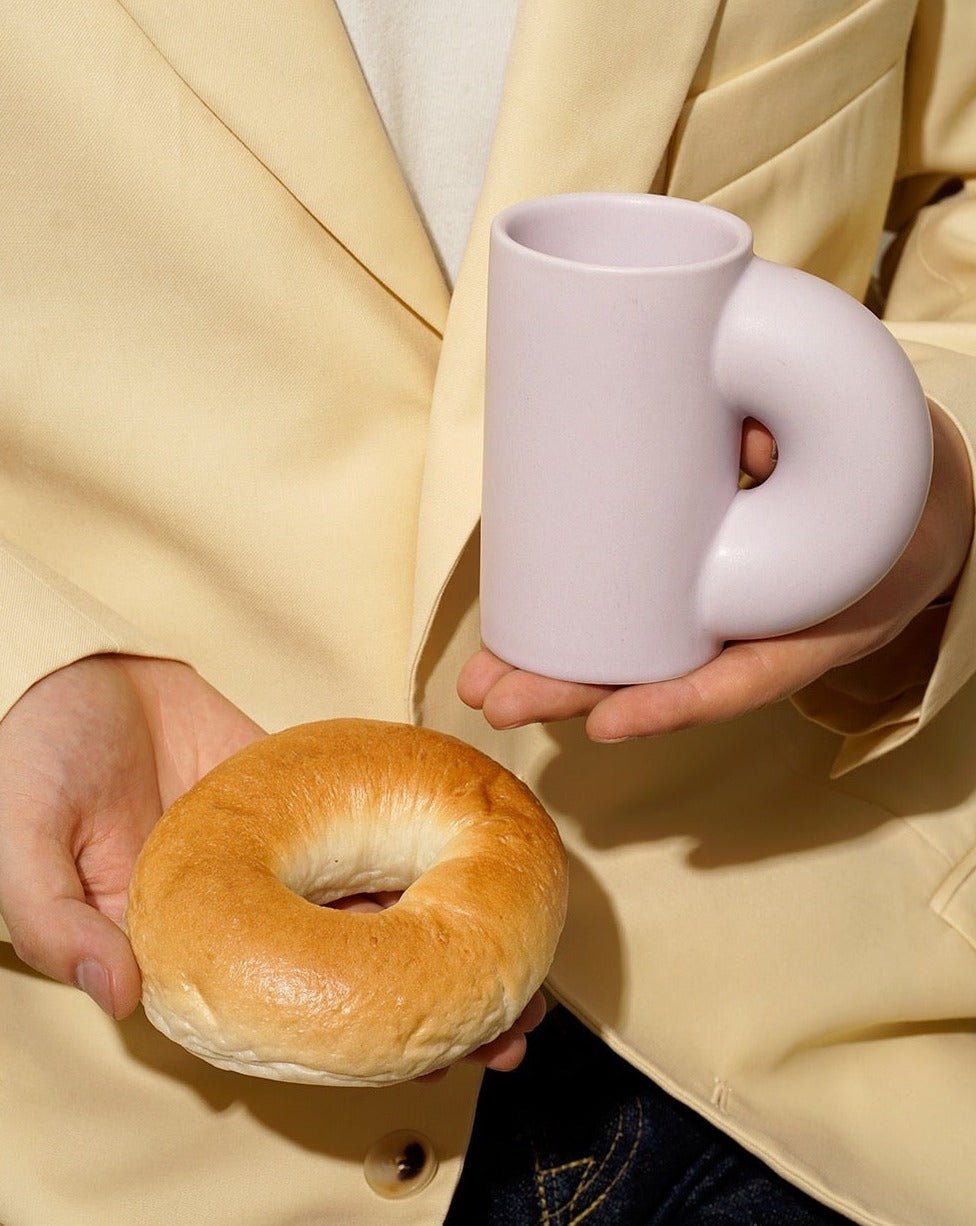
[667,0,913,201]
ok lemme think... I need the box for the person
[0,1,974,1223]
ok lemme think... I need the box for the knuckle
[4,913,47,969]
[737,644,799,708]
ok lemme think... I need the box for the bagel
[126,719,568,1086]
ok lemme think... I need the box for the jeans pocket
[532,1097,644,1225]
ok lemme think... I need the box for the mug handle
[697,257,933,640]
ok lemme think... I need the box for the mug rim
[492,192,754,275]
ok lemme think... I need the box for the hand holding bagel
[126,719,568,1085]
[0,656,263,1020]
[0,658,561,1082]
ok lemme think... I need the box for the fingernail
[770,440,779,463]
[75,959,115,1018]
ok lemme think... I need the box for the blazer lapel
[116,0,450,332]
[409,0,723,687]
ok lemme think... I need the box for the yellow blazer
[2,1,975,1223]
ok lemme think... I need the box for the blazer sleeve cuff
[791,334,976,778]
[0,539,174,722]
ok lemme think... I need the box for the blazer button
[364,1130,438,1199]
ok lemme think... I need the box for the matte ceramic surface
[480,193,933,685]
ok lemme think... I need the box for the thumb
[0,816,141,1019]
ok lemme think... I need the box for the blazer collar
[115,0,722,704]
[408,0,723,691]
[116,0,451,332]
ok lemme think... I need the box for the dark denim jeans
[445,1007,854,1226]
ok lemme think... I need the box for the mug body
[481,193,753,685]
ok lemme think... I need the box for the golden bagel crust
[126,719,568,1086]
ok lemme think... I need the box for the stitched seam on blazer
[687,0,892,100]
[702,58,902,200]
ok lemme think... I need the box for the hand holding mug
[462,194,968,737]
[461,399,973,740]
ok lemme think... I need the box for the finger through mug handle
[698,258,933,640]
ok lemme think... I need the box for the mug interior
[501,195,750,271]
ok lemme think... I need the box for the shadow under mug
[480,193,933,686]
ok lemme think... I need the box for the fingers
[584,635,841,742]
[462,594,885,741]
[468,989,548,1073]
[456,649,516,709]
[739,417,777,482]
[0,660,162,1019]
[417,990,549,1084]
[458,649,613,728]
[0,815,141,1018]
[461,623,882,742]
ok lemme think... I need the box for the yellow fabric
[2,1,976,1223]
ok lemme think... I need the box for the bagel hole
[279,819,449,913]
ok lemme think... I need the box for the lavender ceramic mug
[480,193,933,685]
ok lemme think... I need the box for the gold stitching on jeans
[535,1144,595,1222]
[534,1150,599,1222]
[566,1099,644,1226]
[563,1107,626,1217]
[532,1098,645,1225]
[541,1159,593,1178]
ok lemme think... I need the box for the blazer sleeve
[0,539,171,722]
[791,0,976,776]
